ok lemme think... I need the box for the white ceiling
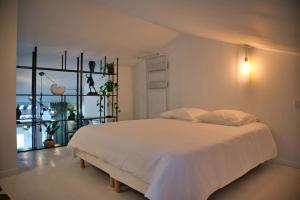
[17,0,178,67]
[17,0,300,69]
[97,0,300,55]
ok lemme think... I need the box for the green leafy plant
[45,121,60,140]
[97,96,105,112]
[97,80,119,113]
[67,105,76,120]
[114,102,121,114]
[99,80,118,95]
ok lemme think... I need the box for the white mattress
[68,118,277,200]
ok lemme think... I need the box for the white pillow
[196,109,257,126]
[160,107,208,121]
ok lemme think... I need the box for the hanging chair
[50,83,65,95]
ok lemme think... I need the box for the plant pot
[106,63,114,74]
[43,139,55,148]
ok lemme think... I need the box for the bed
[68,118,277,200]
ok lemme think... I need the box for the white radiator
[145,55,168,118]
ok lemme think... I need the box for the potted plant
[67,105,76,120]
[43,121,60,148]
[105,63,114,74]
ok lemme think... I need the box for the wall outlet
[295,100,300,108]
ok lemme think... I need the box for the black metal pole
[16,65,104,74]
[64,50,67,70]
[104,56,106,123]
[58,95,63,145]
[61,55,64,70]
[99,59,102,123]
[111,61,114,119]
[99,95,102,123]
[63,95,67,145]
[100,59,102,73]
[32,47,37,149]
[116,58,119,121]
[76,57,79,129]
[80,53,83,127]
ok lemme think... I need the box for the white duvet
[68,118,277,200]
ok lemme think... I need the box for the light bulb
[242,56,251,75]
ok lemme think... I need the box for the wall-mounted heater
[145,54,169,118]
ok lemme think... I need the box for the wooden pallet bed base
[109,176,115,188]
[80,158,85,168]
[76,151,148,194]
[114,179,121,193]
[80,158,122,192]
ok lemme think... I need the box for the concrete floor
[0,147,299,200]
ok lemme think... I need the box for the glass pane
[16,68,31,95]
[16,124,32,151]
[65,96,77,141]
[16,68,32,151]
[37,121,65,149]
[36,70,77,96]
[36,95,64,149]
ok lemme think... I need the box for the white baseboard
[0,167,18,179]
[270,158,300,169]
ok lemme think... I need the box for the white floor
[0,147,299,200]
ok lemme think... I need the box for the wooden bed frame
[75,150,148,194]
[80,158,121,192]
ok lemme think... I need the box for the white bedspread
[68,119,277,200]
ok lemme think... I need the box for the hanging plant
[114,102,121,114]
[97,80,119,113]
[99,80,118,94]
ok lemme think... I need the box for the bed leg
[109,176,115,188]
[80,158,85,168]
[114,179,121,193]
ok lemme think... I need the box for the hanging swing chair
[39,72,65,95]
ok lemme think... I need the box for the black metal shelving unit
[16,46,119,152]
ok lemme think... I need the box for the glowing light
[242,57,251,76]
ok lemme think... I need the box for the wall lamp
[242,44,251,76]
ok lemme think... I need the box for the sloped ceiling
[17,0,178,67]
[18,0,300,68]
[97,0,300,55]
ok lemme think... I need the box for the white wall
[118,66,133,121]
[0,0,18,177]
[133,60,147,119]
[133,34,300,167]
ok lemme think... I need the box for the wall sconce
[242,44,251,76]
[239,44,252,81]
[242,54,250,75]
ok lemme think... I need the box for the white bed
[68,118,277,200]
